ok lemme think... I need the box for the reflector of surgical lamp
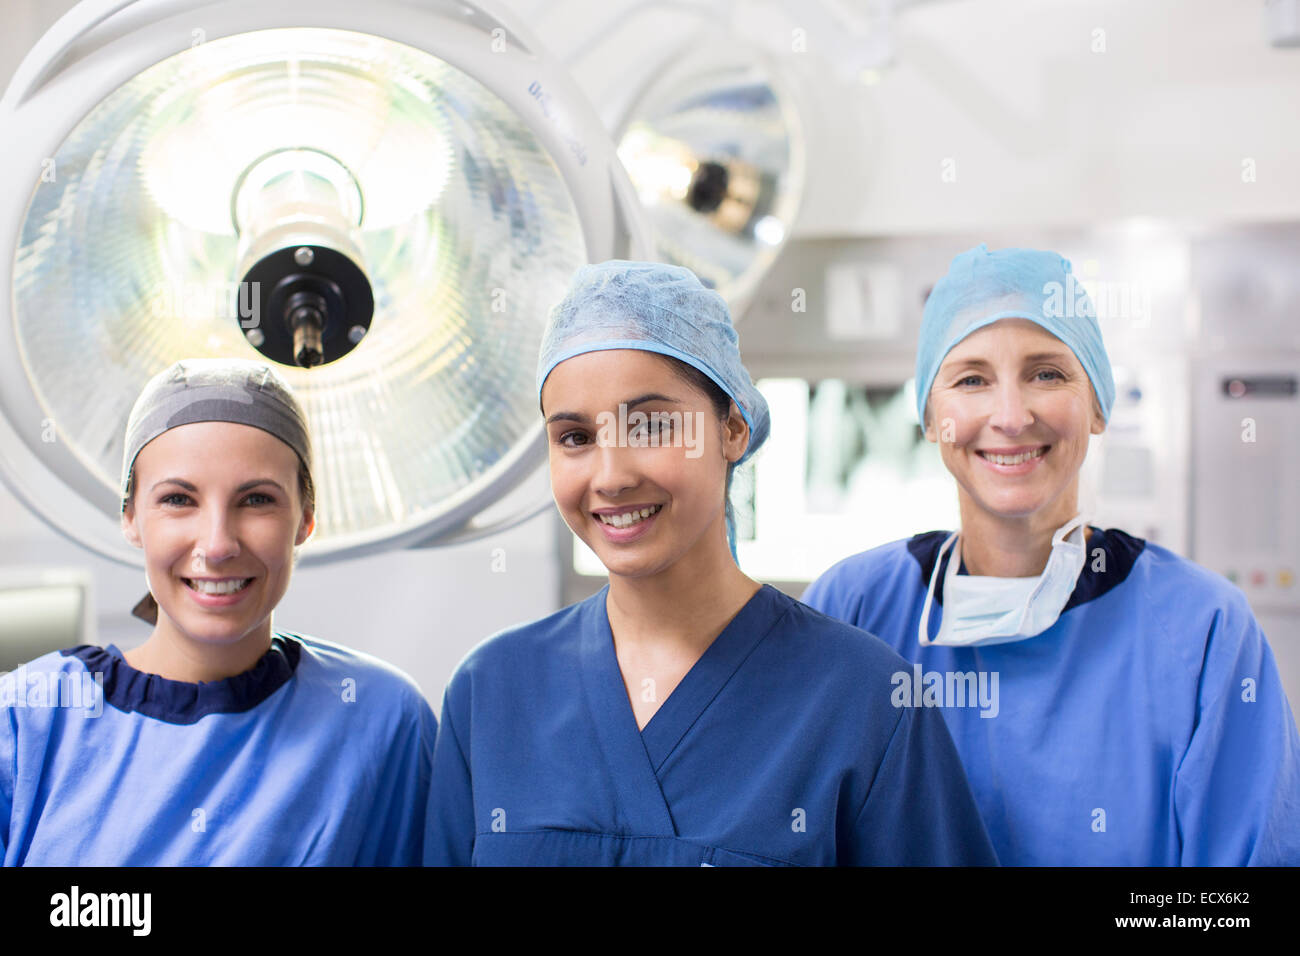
[0,4,647,568]
[616,49,805,313]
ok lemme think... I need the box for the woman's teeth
[185,578,252,595]
[597,505,662,528]
[979,447,1047,466]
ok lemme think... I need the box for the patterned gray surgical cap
[121,358,313,511]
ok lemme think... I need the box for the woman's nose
[192,507,241,569]
[988,383,1034,434]
[592,441,639,497]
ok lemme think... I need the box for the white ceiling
[4,0,1298,233]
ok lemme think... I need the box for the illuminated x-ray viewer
[0,0,648,568]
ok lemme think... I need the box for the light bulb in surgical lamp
[231,148,373,368]
[617,129,696,205]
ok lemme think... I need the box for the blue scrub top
[0,633,436,866]
[425,583,998,866]
[802,527,1300,865]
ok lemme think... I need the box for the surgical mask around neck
[917,514,1088,648]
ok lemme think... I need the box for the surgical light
[613,43,806,314]
[0,0,647,568]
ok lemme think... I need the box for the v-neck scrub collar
[579,584,791,834]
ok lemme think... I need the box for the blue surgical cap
[536,260,770,558]
[914,244,1116,427]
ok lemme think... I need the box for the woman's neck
[605,514,760,654]
[956,487,1089,577]
[123,616,274,683]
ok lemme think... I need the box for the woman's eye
[956,375,985,387]
[160,492,276,506]
[1035,369,1065,382]
[558,430,591,448]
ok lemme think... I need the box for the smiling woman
[424,260,998,867]
[924,317,1105,576]
[125,429,315,630]
[803,244,1300,866]
[0,359,436,866]
[120,421,313,679]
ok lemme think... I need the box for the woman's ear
[1090,396,1107,436]
[120,501,143,549]
[922,405,938,443]
[722,401,750,465]
[295,505,316,546]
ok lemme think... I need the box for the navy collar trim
[59,634,303,725]
[905,526,1145,612]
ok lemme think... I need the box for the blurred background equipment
[0,569,93,672]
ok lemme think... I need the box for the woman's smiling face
[120,421,314,646]
[541,349,748,580]
[924,318,1105,521]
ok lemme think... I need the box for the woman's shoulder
[752,588,919,736]
[0,647,90,702]
[802,535,933,619]
[1111,537,1270,676]
[765,586,915,678]
[0,647,110,738]
[276,631,429,708]
[1126,539,1254,612]
[1,646,96,678]
[813,536,924,583]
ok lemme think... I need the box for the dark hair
[657,356,741,546]
[662,357,734,422]
[296,458,316,513]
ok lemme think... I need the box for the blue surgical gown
[0,633,436,865]
[802,527,1300,865]
[424,583,997,865]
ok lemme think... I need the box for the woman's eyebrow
[152,478,197,492]
[943,352,1071,370]
[235,479,287,493]
[622,392,682,409]
[942,357,992,371]
[150,478,286,493]
[544,392,682,425]
[544,410,589,425]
